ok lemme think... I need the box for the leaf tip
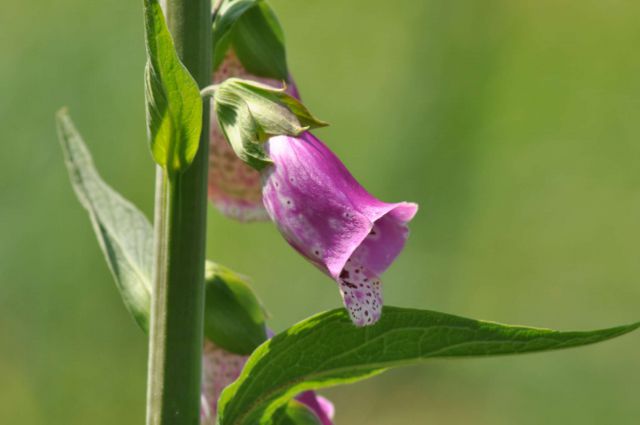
[56,106,69,118]
[312,119,330,129]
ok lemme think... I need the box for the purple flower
[201,340,247,423]
[208,51,298,221]
[262,132,418,326]
[200,340,334,425]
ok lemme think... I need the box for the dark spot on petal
[342,280,358,289]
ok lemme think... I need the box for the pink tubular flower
[208,51,298,221]
[200,340,334,425]
[262,132,418,327]
[200,340,247,423]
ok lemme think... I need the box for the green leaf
[57,111,266,351]
[231,2,288,80]
[212,1,288,79]
[213,78,328,170]
[212,0,260,70]
[56,109,153,332]
[272,400,322,425]
[204,262,268,355]
[144,0,203,174]
[217,307,640,425]
[213,33,233,72]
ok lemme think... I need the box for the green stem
[146,0,211,424]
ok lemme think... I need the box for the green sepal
[212,0,260,70]
[212,0,288,81]
[272,400,322,425]
[213,78,328,170]
[144,0,203,174]
[230,2,288,80]
[204,262,268,355]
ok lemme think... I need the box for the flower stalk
[145,0,211,424]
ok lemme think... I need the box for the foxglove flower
[208,51,298,221]
[200,340,334,425]
[262,132,418,327]
[200,340,247,423]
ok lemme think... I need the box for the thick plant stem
[146,0,211,424]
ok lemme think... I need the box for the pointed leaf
[213,1,288,79]
[57,111,266,350]
[217,307,640,425]
[144,0,203,173]
[231,2,288,80]
[212,0,260,70]
[56,109,153,331]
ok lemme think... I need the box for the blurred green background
[1,0,639,424]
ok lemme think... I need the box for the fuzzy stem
[146,0,211,424]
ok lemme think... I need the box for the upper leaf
[213,0,260,49]
[230,2,288,80]
[213,0,258,71]
[217,307,640,425]
[212,0,288,80]
[213,78,327,170]
[144,0,203,174]
[57,109,153,331]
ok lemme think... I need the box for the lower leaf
[217,306,639,425]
